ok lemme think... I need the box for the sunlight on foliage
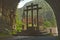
[16,20,23,32]
[16,10,23,32]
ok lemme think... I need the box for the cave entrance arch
[0,0,60,39]
[16,0,58,36]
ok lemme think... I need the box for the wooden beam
[24,7,42,11]
[31,3,33,27]
[27,4,38,7]
[26,6,28,29]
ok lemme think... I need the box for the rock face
[0,0,20,34]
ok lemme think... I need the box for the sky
[17,0,33,8]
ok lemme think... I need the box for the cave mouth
[15,0,58,36]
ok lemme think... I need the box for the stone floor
[0,36,57,40]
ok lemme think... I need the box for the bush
[16,19,23,32]
[43,21,52,28]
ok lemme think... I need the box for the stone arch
[17,0,58,36]
[17,0,60,38]
[13,0,60,37]
[0,0,60,38]
[45,0,60,38]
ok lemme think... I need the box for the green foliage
[50,18,57,27]
[16,19,23,32]
[43,21,52,28]
[15,10,23,32]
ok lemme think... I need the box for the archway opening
[15,0,58,36]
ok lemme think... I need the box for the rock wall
[0,0,20,33]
